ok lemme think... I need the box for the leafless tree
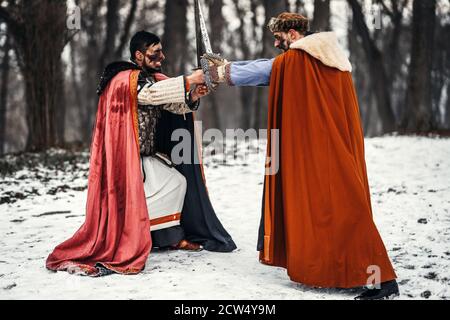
[207,0,225,130]
[347,0,396,133]
[162,0,189,76]
[401,0,437,132]
[431,7,450,130]
[0,0,70,151]
[312,0,330,31]
[0,30,11,155]
[252,0,288,129]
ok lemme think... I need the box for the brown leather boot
[172,239,203,251]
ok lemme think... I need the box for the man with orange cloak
[46,31,236,277]
[203,13,399,299]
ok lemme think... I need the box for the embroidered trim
[225,64,234,86]
[55,259,142,276]
[130,70,140,157]
[150,213,181,226]
[97,263,142,275]
[56,261,98,276]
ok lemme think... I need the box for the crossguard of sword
[200,57,217,92]
[190,64,217,92]
[199,52,227,92]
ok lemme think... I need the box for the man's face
[136,43,165,73]
[273,32,290,52]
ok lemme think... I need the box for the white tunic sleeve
[138,76,186,105]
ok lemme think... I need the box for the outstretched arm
[202,54,274,88]
[227,59,274,87]
[138,76,187,106]
[137,71,208,115]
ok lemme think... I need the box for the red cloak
[260,49,397,288]
[46,70,151,275]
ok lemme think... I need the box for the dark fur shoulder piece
[97,61,141,96]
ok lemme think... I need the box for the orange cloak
[259,49,397,288]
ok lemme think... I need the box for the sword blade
[197,0,213,54]
[194,0,217,91]
[194,0,202,67]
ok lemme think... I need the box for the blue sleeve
[230,59,274,87]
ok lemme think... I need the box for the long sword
[194,0,213,68]
[195,0,222,91]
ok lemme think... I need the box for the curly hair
[267,12,310,34]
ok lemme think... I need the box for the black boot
[354,280,400,300]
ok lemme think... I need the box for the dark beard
[277,40,290,52]
[142,66,162,74]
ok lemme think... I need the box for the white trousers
[141,156,187,231]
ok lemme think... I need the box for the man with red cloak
[203,13,399,300]
[46,31,236,277]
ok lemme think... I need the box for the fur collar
[290,32,352,72]
[97,61,141,96]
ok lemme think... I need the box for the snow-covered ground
[0,136,449,300]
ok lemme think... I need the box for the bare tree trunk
[207,0,224,130]
[431,24,445,128]
[402,0,437,132]
[284,0,290,11]
[347,0,396,134]
[136,0,162,31]
[311,0,330,31]
[69,41,84,135]
[115,0,139,59]
[262,0,287,58]
[2,1,68,151]
[55,54,66,145]
[348,11,373,135]
[98,0,120,71]
[163,0,188,76]
[430,13,449,129]
[253,0,288,129]
[232,0,261,129]
[80,0,104,143]
[79,0,138,144]
[443,22,450,130]
[240,87,254,130]
[0,33,11,155]
[295,0,306,14]
[378,0,408,93]
[446,83,450,129]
